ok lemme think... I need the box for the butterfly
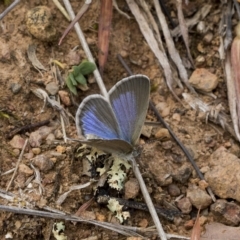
[75,74,150,156]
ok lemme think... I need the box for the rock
[138,218,148,228]
[172,163,192,184]
[54,129,63,139]
[172,113,181,122]
[184,219,194,230]
[124,178,140,199]
[189,68,218,92]
[187,184,212,209]
[9,135,26,149]
[95,212,106,222]
[58,90,71,106]
[168,184,181,197]
[177,197,192,214]
[155,102,170,117]
[29,126,54,147]
[12,149,20,157]
[161,140,173,150]
[199,215,208,226]
[141,125,152,138]
[32,148,41,155]
[26,6,57,42]
[45,82,59,95]
[56,145,66,154]
[198,180,208,190]
[18,164,34,176]
[143,142,173,186]
[11,83,22,94]
[205,147,240,201]
[211,199,240,226]
[46,133,55,144]
[32,154,54,172]
[155,128,171,140]
[65,50,80,66]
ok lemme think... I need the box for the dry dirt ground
[0,0,237,239]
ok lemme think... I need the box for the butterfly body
[75,74,150,155]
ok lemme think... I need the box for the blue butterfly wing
[109,75,150,145]
[76,94,121,140]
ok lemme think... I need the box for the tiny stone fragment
[124,178,140,199]
[189,68,218,92]
[18,164,34,176]
[168,184,181,197]
[187,184,212,209]
[211,199,240,226]
[45,82,59,95]
[177,197,192,214]
[11,83,22,94]
[58,90,71,106]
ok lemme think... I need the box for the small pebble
[9,135,26,149]
[124,178,140,199]
[184,219,194,230]
[18,164,34,176]
[155,128,170,140]
[46,133,55,144]
[32,148,41,155]
[177,197,192,214]
[155,102,170,117]
[54,129,63,139]
[198,180,209,190]
[162,140,173,150]
[141,125,152,138]
[46,82,59,95]
[58,90,71,106]
[138,219,148,228]
[199,216,208,226]
[189,68,218,92]
[95,212,106,222]
[32,154,54,172]
[187,184,212,209]
[172,113,181,122]
[56,145,66,154]
[12,149,20,157]
[168,184,181,197]
[11,83,22,94]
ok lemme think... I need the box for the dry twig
[6,139,28,191]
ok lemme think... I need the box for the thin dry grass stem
[176,0,194,67]
[153,0,195,94]
[225,51,240,141]
[6,139,28,191]
[138,0,164,51]
[57,95,67,143]
[98,0,113,75]
[113,0,131,19]
[0,0,20,20]
[190,208,201,240]
[126,0,181,102]
[62,0,108,98]
[131,157,167,240]
[58,0,91,45]
[182,93,239,142]
[52,0,70,21]
[171,4,212,37]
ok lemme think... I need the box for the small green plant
[66,60,96,95]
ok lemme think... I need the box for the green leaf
[78,61,96,75]
[75,74,87,85]
[69,72,78,86]
[72,66,81,77]
[66,77,77,95]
